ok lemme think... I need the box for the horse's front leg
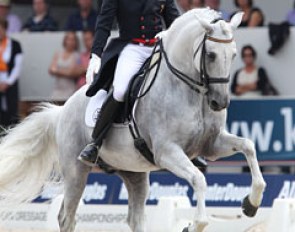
[154,143,208,232]
[209,131,266,216]
[117,171,149,232]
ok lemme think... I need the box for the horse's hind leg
[209,131,266,217]
[58,160,91,232]
[154,143,208,232]
[117,171,149,232]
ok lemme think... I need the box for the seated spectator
[231,45,278,97]
[76,30,94,88]
[231,0,264,27]
[287,1,295,26]
[0,18,23,127]
[22,0,58,32]
[191,0,204,8]
[65,0,97,31]
[176,0,192,14]
[204,0,230,20]
[0,0,22,35]
[49,30,94,90]
[49,31,80,102]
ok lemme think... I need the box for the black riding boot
[78,94,121,167]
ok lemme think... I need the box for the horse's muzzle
[210,99,229,111]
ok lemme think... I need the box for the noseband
[159,32,233,93]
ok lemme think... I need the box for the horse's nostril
[210,99,228,111]
[210,100,219,110]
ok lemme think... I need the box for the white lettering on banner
[0,211,47,222]
[277,181,295,199]
[227,107,295,154]
[119,184,128,200]
[40,182,108,202]
[149,182,189,201]
[281,108,295,151]
[40,184,62,199]
[120,182,250,203]
[229,121,239,135]
[228,121,274,152]
[192,183,250,202]
[82,182,107,202]
[241,121,274,152]
[119,182,189,201]
[76,213,127,224]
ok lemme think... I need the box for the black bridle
[159,34,233,93]
[129,30,235,165]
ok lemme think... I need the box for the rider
[78,0,207,168]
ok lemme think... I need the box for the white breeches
[113,43,154,102]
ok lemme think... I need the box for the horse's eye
[207,52,216,61]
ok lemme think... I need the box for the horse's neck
[164,25,201,77]
[152,23,205,103]
[137,25,206,118]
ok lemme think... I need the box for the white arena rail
[1,196,294,232]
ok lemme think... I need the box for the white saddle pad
[85,90,108,128]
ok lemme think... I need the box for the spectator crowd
[0,0,294,127]
[0,0,294,175]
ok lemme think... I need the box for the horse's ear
[230,12,244,30]
[195,14,214,33]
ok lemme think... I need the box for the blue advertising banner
[34,172,295,208]
[226,99,295,162]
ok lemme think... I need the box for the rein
[129,20,234,165]
[159,39,204,93]
[129,31,234,165]
[134,33,234,99]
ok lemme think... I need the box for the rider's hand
[86,53,101,85]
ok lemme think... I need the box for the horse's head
[193,12,243,111]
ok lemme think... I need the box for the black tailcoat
[86,0,179,97]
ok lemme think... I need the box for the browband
[207,36,234,44]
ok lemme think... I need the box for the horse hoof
[242,195,258,217]
[182,227,189,232]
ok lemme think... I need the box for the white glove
[86,53,101,85]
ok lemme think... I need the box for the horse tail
[0,103,62,205]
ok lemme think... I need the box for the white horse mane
[184,7,222,22]
[168,8,222,33]
[165,7,232,38]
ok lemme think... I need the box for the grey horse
[0,8,266,232]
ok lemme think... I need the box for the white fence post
[266,199,295,232]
